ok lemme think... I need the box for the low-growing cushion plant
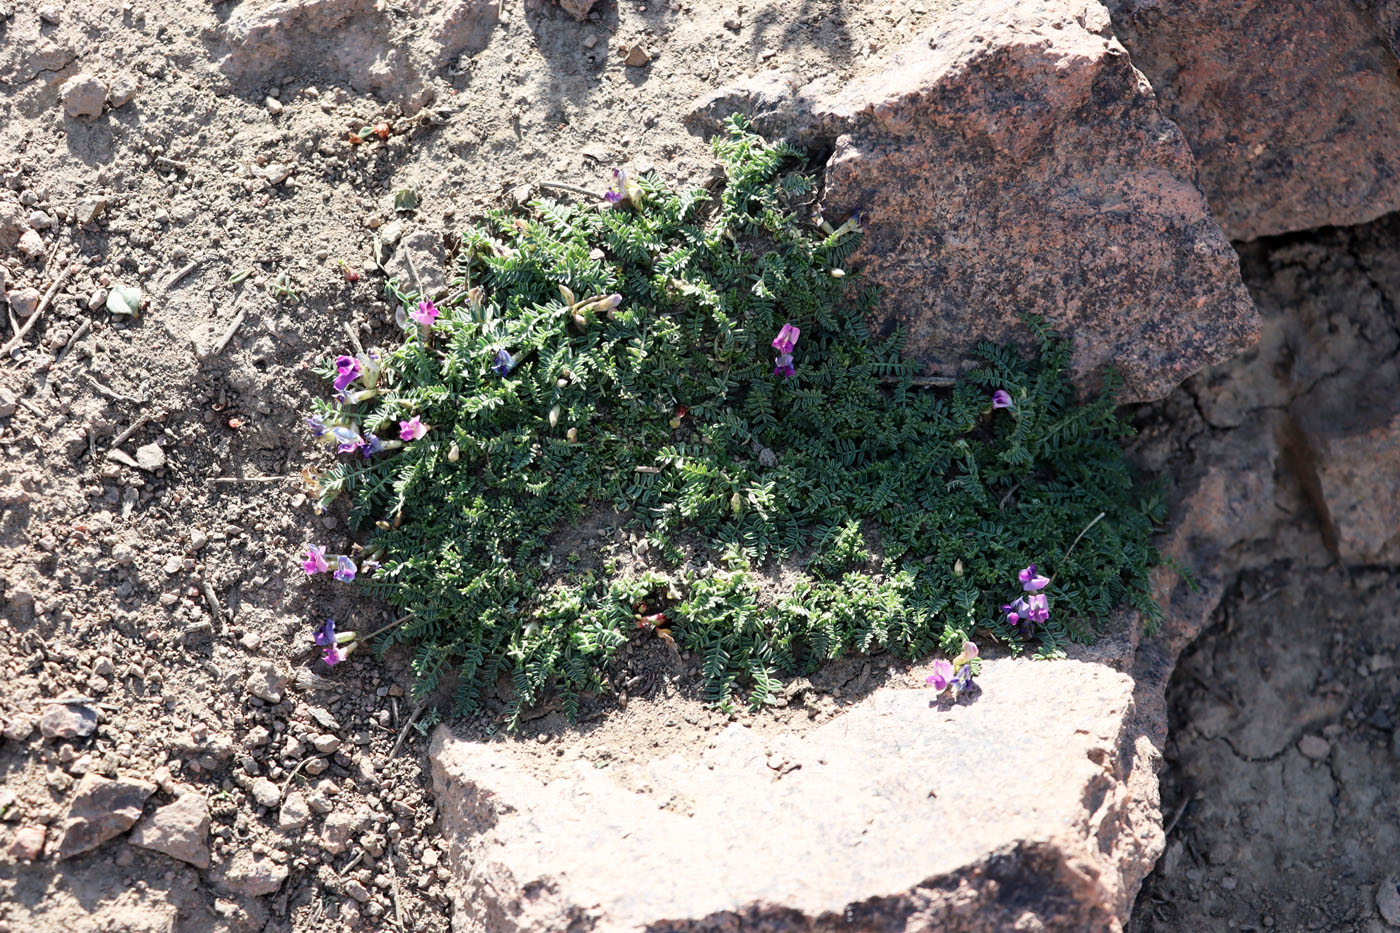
[302,116,1169,726]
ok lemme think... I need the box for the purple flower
[772,323,801,355]
[1002,597,1028,625]
[399,416,427,441]
[360,559,381,576]
[334,555,357,583]
[410,300,440,328]
[774,353,795,379]
[307,415,328,437]
[493,349,514,376]
[362,432,384,459]
[604,167,641,207]
[302,545,329,575]
[322,644,346,667]
[314,618,337,647]
[925,659,955,692]
[992,390,1013,409]
[333,426,364,454]
[333,355,361,393]
[1019,565,1050,592]
[1026,593,1050,624]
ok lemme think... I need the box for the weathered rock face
[432,655,1150,932]
[693,0,1259,403]
[1105,0,1400,240]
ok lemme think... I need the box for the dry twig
[0,261,76,358]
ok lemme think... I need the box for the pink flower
[410,300,440,329]
[399,416,427,441]
[1002,597,1028,625]
[992,390,1013,409]
[302,545,329,575]
[1026,593,1050,624]
[925,659,955,691]
[772,323,801,355]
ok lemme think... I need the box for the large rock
[694,0,1259,403]
[55,773,156,860]
[1105,0,1400,240]
[432,656,1148,932]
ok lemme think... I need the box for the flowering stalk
[1002,565,1052,628]
[302,547,358,583]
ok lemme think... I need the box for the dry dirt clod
[39,703,98,740]
[128,792,211,869]
[623,43,651,67]
[7,825,47,861]
[55,773,156,860]
[60,74,107,119]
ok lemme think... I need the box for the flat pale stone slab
[431,655,1143,932]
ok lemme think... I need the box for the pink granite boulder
[1106,0,1400,240]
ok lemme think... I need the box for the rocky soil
[4,0,1400,931]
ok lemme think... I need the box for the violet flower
[925,659,955,691]
[334,555,357,583]
[313,620,359,666]
[333,426,364,454]
[992,390,1013,409]
[307,415,328,437]
[410,300,440,329]
[399,416,427,441]
[772,323,801,355]
[1002,597,1028,626]
[362,432,384,459]
[773,353,795,379]
[333,355,361,394]
[302,545,330,575]
[1019,565,1050,592]
[493,349,515,376]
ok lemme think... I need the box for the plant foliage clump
[307,117,1167,725]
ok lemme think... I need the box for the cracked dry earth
[1132,216,1400,932]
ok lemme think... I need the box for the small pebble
[1298,734,1331,761]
